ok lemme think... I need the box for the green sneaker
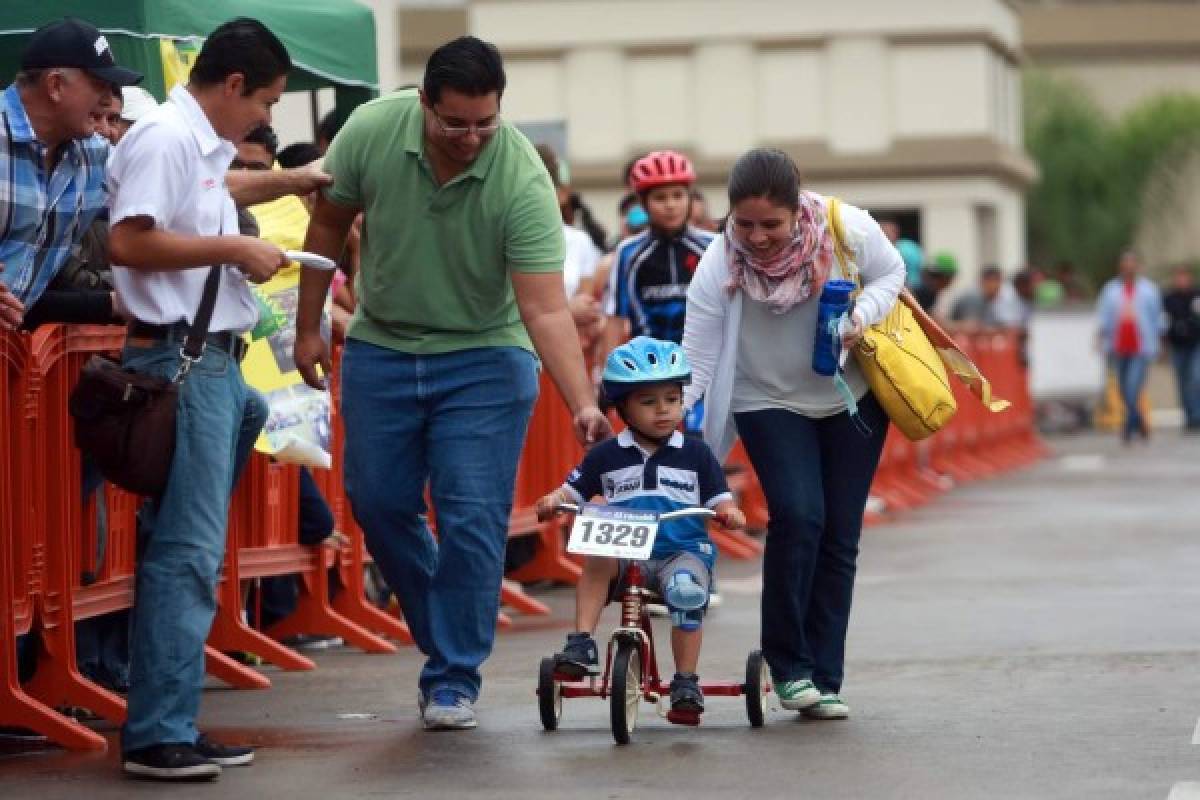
[803,693,849,720]
[775,679,820,710]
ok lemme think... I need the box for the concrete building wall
[464,0,1032,292]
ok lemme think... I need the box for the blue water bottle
[812,279,856,376]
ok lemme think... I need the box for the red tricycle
[536,503,771,744]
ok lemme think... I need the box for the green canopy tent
[0,0,378,129]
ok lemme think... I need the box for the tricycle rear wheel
[745,650,769,728]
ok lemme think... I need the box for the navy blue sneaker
[554,632,599,678]
[669,672,705,713]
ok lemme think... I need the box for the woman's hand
[841,310,865,349]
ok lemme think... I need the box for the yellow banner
[241,197,334,468]
[242,265,333,468]
[160,38,200,93]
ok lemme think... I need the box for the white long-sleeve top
[682,198,905,461]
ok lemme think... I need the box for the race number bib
[567,503,658,560]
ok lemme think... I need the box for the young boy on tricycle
[537,337,745,714]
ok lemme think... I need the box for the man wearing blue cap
[0,17,143,329]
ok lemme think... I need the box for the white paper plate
[286,250,337,271]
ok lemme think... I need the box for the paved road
[4,433,1199,799]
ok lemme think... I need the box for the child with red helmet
[604,151,715,353]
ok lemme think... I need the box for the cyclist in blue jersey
[604,151,715,351]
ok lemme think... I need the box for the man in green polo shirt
[294,36,609,731]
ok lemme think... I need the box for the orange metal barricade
[22,326,129,730]
[0,329,112,751]
[0,326,135,750]
[232,458,398,657]
[506,369,586,586]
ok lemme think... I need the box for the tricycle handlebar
[554,503,715,523]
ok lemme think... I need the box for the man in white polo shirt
[106,18,294,782]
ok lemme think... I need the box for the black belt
[128,320,249,363]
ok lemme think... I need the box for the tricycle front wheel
[537,656,562,731]
[610,641,641,745]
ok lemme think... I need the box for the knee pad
[665,569,707,632]
[670,607,704,632]
[665,570,707,611]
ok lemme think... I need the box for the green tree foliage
[1024,71,1200,285]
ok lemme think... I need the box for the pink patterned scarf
[725,190,834,314]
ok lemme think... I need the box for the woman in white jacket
[682,149,904,720]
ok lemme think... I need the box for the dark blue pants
[734,393,887,694]
[1169,344,1200,429]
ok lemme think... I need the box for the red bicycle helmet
[629,150,696,193]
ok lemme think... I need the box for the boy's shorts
[607,551,712,608]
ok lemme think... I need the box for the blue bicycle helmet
[602,336,691,405]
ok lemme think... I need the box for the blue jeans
[734,393,887,694]
[1113,355,1151,440]
[341,340,539,701]
[1170,345,1200,428]
[120,341,266,753]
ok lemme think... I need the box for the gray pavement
[3,432,1200,799]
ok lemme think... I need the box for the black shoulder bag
[68,267,222,496]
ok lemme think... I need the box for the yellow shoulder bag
[827,197,958,440]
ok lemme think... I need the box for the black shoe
[553,632,599,678]
[122,744,221,781]
[195,733,254,766]
[670,672,705,713]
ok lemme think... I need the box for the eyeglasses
[430,107,501,139]
[231,158,270,171]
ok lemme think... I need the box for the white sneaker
[420,688,477,730]
[775,679,821,711]
[803,693,849,720]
